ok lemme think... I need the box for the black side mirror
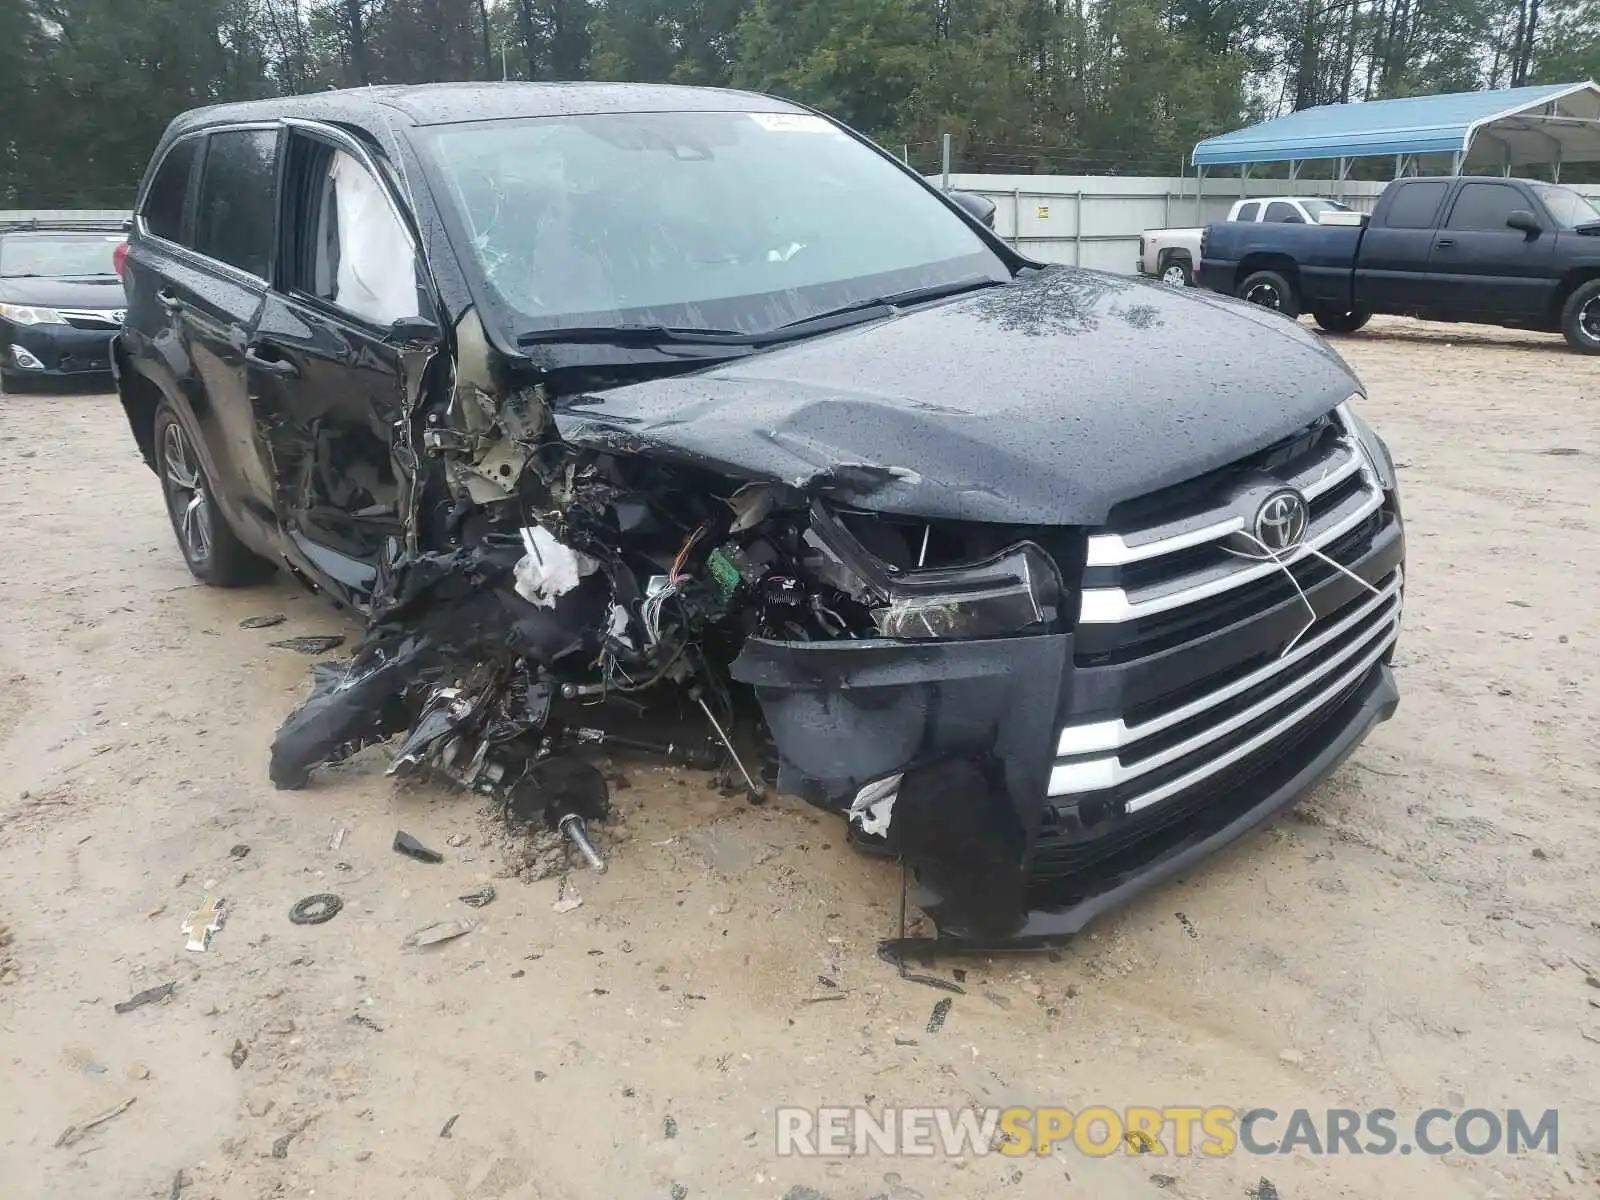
[1506,209,1541,237]
[949,190,997,230]
[388,315,441,346]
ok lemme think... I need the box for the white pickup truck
[1139,196,1355,286]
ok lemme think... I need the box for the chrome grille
[1053,403,1400,820]
[57,307,123,330]
[1051,570,1400,810]
[1080,405,1379,623]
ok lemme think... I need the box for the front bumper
[2,320,117,378]
[732,501,1403,947]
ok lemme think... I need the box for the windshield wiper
[516,323,756,347]
[771,275,1003,333]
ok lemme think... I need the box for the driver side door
[248,126,434,609]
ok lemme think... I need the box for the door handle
[1435,238,1456,249]
[245,345,299,377]
[158,289,185,312]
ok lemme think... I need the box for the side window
[141,138,198,244]
[282,135,420,327]
[1264,201,1305,223]
[1381,181,1450,229]
[1235,202,1261,222]
[1445,184,1527,232]
[194,129,279,278]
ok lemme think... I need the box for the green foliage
[0,0,1593,207]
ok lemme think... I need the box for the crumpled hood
[554,267,1362,525]
[0,276,124,310]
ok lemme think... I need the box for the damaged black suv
[115,83,1404,946]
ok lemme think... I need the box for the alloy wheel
[1582,297,1600,342]
[1244,282,1283,310]
[1161,264,1188,287]
[162,421,212,566]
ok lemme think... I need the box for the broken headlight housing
[805,503,1066,641]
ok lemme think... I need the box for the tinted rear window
[142,138,198,244]
[194,129,279,278]
[1381,181,1449,229]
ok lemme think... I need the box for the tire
[1159,256,1192,287]
[1237,270,1301,319]
[152,400,273,586]
[1313,308,1373,334]
[1560,279,1600,355]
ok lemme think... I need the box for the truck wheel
[1313,308,1372,334]
[153,400,274,586]
[1237,270,1300,318]
[1160,257,1192,287]
[1561,279,1600,355]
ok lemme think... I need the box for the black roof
[169,81,805,135]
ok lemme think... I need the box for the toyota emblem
[1254,489,1309,553]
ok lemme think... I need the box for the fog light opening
[10,346,45,371]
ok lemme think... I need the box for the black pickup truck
[1198,175,1600,353]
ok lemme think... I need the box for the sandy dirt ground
[1,315,1598,1200]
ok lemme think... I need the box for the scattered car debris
[876,945,964,994]
[1175,912,1198,939]
[440,1113,460,1139]
[459,886,496,909]
[403,919,476,950]
[446,833,469,848]
[114,981,176,1014]
[239,614,287,629]
[552,895,583,915]
[393,831,443,864]
[289,894,343,926]
[170,1168,187,1199]
[229,844,249,860]
[230,1039,248,1069]
[328,827,347,851]
[271,1132,295,1159]
[1250,1179,1281,1200]
[670,1185,688,1200]
[816,975,838,989]
[181,896,225,952]
[348,1012,384,1033]
[55,1097,136,1148]
[926,998,952,1034]
[1150,1175,1178,1190]
[664,1115,678,1139]
[268,635,346,655]
[800,993,847,1004]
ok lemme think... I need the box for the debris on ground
[393,831,443,864]
[670,1185,688,1200]
[439,1113,460,1138]
[552,895,583,914]
[348,1012,384,1033]
[228,844,250,860]
[268,635,346,655]
[181,895,225,952]
[230,1039,248,1069]
[271,1132,295,1159]
[558,814,606,873]
[504,828,568,882]
[459,887,496,909]
[446,833,469,848]
[288,894,343,926]
[926,998,952,1034]
[403,920,476,951]
[114,981,175,1014]
[1249,1179,1281,1200]
[169,1168,187,1199]
[238,614,287,629]
[55,1097,136,1147]
[328,827,347,851]
[663,1115,678,1138]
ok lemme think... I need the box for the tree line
[2,0,1596,208]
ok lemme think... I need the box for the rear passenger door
[249,125,432,606]
[1425,182,1558,319]
[144,126,283,549]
